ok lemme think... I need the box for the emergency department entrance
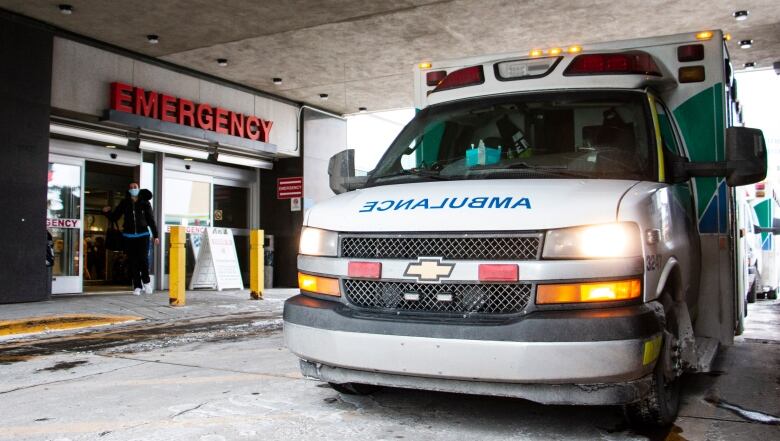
[47,137,258,295]
[160,158,258,290]
[37,36,300,299]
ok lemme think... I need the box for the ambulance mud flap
[300,360,655,406]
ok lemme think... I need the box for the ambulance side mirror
[328,149,367,194]
[724,127,767,187]
[669,127,767,187]
[755,218,780,235]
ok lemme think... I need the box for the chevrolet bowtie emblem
[404,257,455,282]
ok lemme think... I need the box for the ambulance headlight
[542,223,642,259]
[299,227,339,257]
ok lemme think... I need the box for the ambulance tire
[747,283,757,304]
[768,289,778,300]
[623,302,680,427]
[329,382,381,395]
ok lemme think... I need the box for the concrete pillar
[0,14,53,303]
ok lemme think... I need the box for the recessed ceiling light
[739,39,753,49]
[183,157,193,161]
[733,10,749,21]
[105,145,116,149]
[272,77,283,85]
[358,107,367,113]
[217,58,228,67]
[319,93,329,101]
[147,34,159,44]
[744,62,756,69]
[58,4,73,15]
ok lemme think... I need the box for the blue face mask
[129,188,140,197]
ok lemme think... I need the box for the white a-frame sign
[189,228,244,291]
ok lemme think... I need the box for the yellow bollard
[250,229,265,300]
[169,226,186,306]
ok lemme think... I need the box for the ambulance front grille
[339,233,542,260]
[343,280,532,315]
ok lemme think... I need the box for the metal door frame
[48,154,85,295]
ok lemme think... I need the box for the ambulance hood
[305,179,640,232]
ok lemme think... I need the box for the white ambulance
[284,31,767,426]
[752,182,780,299]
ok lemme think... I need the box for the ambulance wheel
[747,283,757,304]
[329,382,381,395]
[623,301,681,427]
[768,289,778,300]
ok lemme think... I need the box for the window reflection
[47,163,81,277]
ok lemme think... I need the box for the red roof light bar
[564,51,662,77]
[426,70,447,87]
[433,65,485,92]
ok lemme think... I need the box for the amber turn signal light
[298,272,341,297]
[536,279,641,304]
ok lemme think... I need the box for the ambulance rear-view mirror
[670,127,767,187]
[724,127,767,187]
[328,149,367,194]
[755,218,780,235]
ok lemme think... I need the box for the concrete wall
[261,156,304,288]
[51,38,300,156]
[302,108,347,207]
[0,16,53,303]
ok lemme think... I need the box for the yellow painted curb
[0,314,143,337]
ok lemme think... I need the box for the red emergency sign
[277,177,303,199]
[47,218,81,229]
[110,82,273,143]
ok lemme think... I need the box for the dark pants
[126,235,150,289]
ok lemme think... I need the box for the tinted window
[369,91,655,186]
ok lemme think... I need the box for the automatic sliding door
[214,182,250,285]
[162,173,212,287]
[47,157,84,294]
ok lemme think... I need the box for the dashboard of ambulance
[367,90,658,187]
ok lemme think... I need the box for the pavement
[0,291,778,441]
[0,289,297,324]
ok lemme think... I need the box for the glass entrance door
[214,181,250,285]
[47,156,84,294]
[162,171,213,288]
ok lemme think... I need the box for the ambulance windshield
[368,91,657,185]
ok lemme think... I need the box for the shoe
[133,288,142,296]
[143,284,153,295]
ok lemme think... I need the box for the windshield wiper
[473,162,567,171]
[371,168,452,182]
[469,162,594,178]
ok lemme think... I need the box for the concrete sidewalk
[0,288,297,338]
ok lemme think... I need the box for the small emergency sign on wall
[47,218,81,229]
[290,197,302,212]
[277,177,303,199]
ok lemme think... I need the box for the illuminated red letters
[110,82,133,113]
[109,82,273,142]
[134,88,158,118]
[196,103,213,131]
[245,116,261,141]
[177,99,195,126]
[230,113,245,138]
[159,94,177,123]
[214,108,229,134]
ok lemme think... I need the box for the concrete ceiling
[2,0,779,114]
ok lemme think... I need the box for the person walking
[103,183,159,295]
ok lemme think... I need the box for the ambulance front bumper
[284,295,662,403]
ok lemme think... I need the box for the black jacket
[107,189,159,238]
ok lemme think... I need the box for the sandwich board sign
[189,228,244,291]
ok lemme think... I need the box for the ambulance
[283,31,767,426]
[752,182,780,299]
